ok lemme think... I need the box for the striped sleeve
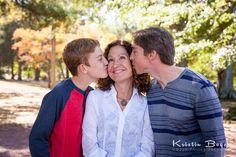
[194,83,226,157]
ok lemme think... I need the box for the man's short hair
[133,27,175,65]
[63,38,99,76]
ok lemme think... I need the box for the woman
[82,40,154,157]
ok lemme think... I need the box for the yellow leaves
[12,27,65,65]
[0,1,26,24]
[12,24,118,67]
[67,25,102,41]
[12,28,25,40]
[64,24,118,49]
[100,33,117,49]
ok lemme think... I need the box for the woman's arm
[135,104,154,157]
[82,92,107,157]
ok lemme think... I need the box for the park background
[0,0,236,156]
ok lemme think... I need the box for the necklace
[120,99,128,107]
[117,97,129,107]
[117,89,132,108]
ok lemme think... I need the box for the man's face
[86,46,108,80]
[130,43,149,74]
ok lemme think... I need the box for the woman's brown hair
[96,40,150,94]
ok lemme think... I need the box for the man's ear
[147,50,157,61]
[78,64,88,74]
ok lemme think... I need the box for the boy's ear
[78,64,88,74]
[147,50,157,61]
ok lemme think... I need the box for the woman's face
[107,45,133,83]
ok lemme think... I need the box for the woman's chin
[113,77,133,83]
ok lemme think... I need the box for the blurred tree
[12,0,110,87]
[101,0,236,99]
[9,0,71,87]
[0,22,19,79]
[2,0,235,100]
[11,24,117,81]
[0,0,25,80]
[12,27,66,81]
[175,0,236,99]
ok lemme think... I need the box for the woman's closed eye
[120,56,127,60]
[108,58,114,63]
[98,57,103,61]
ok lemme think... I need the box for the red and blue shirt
[29,78,92,157]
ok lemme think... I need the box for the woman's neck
[114,79,133,100]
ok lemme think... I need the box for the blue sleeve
[29,91,62,157]
[195,84,226,157]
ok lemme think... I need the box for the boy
[29,38,108,157]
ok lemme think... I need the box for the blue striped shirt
[147,68,226,157]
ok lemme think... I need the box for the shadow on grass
[0,151,11,157]
[0,93,23,99]
[0,106,39,124]
[0,123,31,150]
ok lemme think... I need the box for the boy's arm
[82,92,107,157]
[135,104,155,157]
[195,85,226,157]
[29,92,59,157]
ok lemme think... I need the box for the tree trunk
[48,67,51,88]
[58,59,65,79]
[66,68,69,78]
[34,67,40,81]
[27,66,31,79]
[11,58,15,80]
[18,61,22,81]
[49,36,56,88]
[0,58,4,79]
[218,62,236,100]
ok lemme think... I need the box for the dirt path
[0,80,49,157]
[0,80,235,157]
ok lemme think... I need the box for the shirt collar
[104,84,138,98]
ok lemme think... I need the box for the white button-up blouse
[82,85,154,157]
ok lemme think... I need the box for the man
[130,27,226,156]
[29,38,108,157]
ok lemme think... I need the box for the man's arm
[195,84,226,157]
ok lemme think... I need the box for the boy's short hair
[63,38,99,76]
[133,27,175,65]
